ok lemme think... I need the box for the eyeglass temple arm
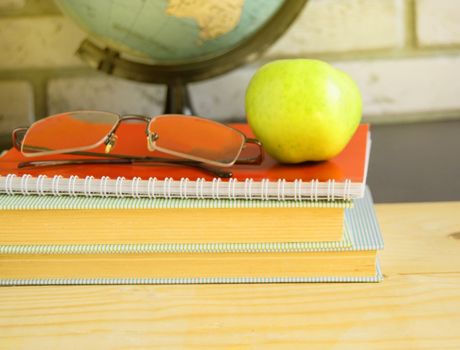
[18,158,233,178]
[12,127,27,151]
[235,138,264,165]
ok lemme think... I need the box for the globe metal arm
[77,40,196,114]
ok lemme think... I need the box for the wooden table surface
[1,202,460,349]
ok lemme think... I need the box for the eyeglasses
[12,111,263,178]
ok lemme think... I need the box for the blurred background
[0,0,459,202]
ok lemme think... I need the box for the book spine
[0,174,363,200]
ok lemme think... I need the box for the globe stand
[164,82,195,115]
[76,39,195,115]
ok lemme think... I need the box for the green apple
[245,59,362,163]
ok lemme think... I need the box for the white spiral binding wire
[344,179,348,200]
[147,177,157,198]
[259,179,265,200]
[194,178,200,199]
[179,178,189,199]
[115,177,125,197]
[51,175,63,196]
[293,179,298,201]
[4,174,11,195]
[195,178,205,199]
[178,179,183,198]
[331,179,336,201]
[227,178,236,199]
[315,179,319,201]
[67,175,78,196]
[260,178,269,200]
[294,179,302,201]
[167,177,174,198]
[349,179,353,200]
[232,178,238,199]
[36,175,47,196]
[344,179,351,200]
[163,177,173,198]
[100,176,109,197]
[6,174,16,195]
[20,174,32,195]
[277,179,286,201]
[310,179,319,201]
[244,178,253,200]
[200,178,206,199]
[0,174,356,200]
[310,179,314,201]
[5,174,15,195]
[131,177,141,198]
[83,176,94,197]
[211,178,221,199]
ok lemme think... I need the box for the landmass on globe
[55,0,284,62]
[166,0,244,41]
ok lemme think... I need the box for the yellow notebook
[1,251,376,281]
[0,196,350,244]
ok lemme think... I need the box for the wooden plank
[0,202,459,349]
[377,202,460,274]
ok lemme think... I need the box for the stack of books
[0,123,383,285]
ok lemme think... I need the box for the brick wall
[1,0,460,138]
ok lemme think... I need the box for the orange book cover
[0,124,370,183]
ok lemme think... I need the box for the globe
[55,0,307,112]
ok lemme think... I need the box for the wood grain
[1,202,460,349]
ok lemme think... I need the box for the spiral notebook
[0,124,370,200]
[0,187,383,285]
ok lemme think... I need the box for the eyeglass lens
[21,111,120,156]
[148,115,245,166]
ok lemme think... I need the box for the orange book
[0,124,370,200]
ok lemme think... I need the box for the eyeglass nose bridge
[106,114,156,152]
